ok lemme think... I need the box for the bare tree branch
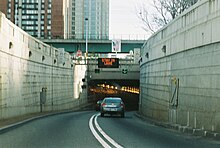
[137,0,198,34]
[138,7,156,33]
[153,0,170,25]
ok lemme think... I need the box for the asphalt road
[0,111,220,148]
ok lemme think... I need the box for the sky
[109,0,150,40]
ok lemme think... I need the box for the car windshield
[104,98,121,103]
[97,100,102,103]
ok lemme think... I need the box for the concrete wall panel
[140,0,220,133]
[0,12,87,119]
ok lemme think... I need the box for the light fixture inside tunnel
[93,83,139,94]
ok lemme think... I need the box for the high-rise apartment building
[0,0,109,40]
[52,0,71,39]
[0,0,71,39]
[72,0,109,40]
[0,1,9,20]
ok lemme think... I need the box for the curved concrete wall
[0,12,86,119]
[140,0,220,132]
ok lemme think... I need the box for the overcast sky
[109,0,150,40]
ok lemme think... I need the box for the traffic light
[95,69,100,73]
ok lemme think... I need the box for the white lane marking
[89,114,111,148]
[94,114,124,148]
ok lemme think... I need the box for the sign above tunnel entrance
[98,58,119,68]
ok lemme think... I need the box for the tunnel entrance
[88,79,139,111]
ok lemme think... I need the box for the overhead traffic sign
[98,58,119,68]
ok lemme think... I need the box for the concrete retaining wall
[140,0,220,133]
[0,12,87,119]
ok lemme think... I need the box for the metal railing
[36,33,148,41]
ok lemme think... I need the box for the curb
[0,102,93,134]
[0,113,58,134]
[135,112,220,141]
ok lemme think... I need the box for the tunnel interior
[88,79,139,111]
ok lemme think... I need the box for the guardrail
[38,34,149,41]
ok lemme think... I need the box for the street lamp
[85,18,88,57]
[85,18,89,100]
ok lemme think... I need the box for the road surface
[0,111,219,148]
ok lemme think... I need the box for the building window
[47,26,51,30]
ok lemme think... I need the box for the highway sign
[98,58,119,68]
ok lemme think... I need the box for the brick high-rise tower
[0,0,71,39]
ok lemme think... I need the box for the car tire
[101,113,104,117]
[121,112,125,118]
